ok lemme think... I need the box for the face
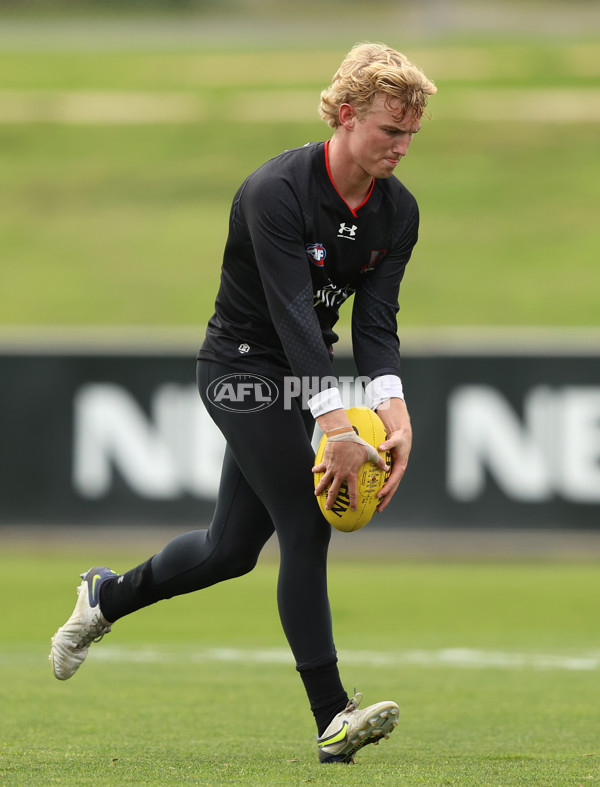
[343,94,422,179]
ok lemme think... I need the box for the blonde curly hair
[319,42,437,128]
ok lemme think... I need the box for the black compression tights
[138,360,337,671]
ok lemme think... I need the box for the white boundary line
[3,645,594,671]
[91,646,600,671]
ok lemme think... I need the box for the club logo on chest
[306,243,327,266]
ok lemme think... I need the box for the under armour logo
[238,343,250,354]
[337,222,357,240]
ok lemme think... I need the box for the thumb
[364,442,389,471]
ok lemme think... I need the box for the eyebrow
[382,124,421,133]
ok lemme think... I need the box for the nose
[393,134,412,157]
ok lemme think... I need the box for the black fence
[1,347,599,529]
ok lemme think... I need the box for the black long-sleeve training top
[198,140,419,390]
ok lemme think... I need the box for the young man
[50,42,436,764]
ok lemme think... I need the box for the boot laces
[345,691,364,712]
[73,622,110,650]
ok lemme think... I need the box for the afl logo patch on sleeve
[306,243,327,266]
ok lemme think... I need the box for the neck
[326,136,373,211]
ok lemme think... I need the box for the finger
[363,442,384,467]
[375,464,406,512]
[374,452,390,472]
[376,489,397,513]
[325,478,342,510]
[378,433,409,452]
[347,475,358,510]
[314,468,333,497]
[376,474,403,507]
[314,477,330,497]
[361,442,389,472]
[377,463,405,498]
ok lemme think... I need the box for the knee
[278,531,330,576]
[211,545,260,581]
[281,515,331,554]
[222,552,259,580]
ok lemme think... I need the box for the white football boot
[49,566,117,680]
[317,692,399,763]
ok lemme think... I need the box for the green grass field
[0,31,599,328]
[1,11,599,786]
[1,543,599,785]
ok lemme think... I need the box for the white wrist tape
[327,430,381,465]
[365,375,404,410]
[308,387,344,418]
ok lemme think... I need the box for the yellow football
[314,406,391,532]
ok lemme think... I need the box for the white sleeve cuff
[307,387,344,418]
[365,375,404,410]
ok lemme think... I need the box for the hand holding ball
[313,407,392,532]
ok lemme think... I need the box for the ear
[338,103,356,130]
